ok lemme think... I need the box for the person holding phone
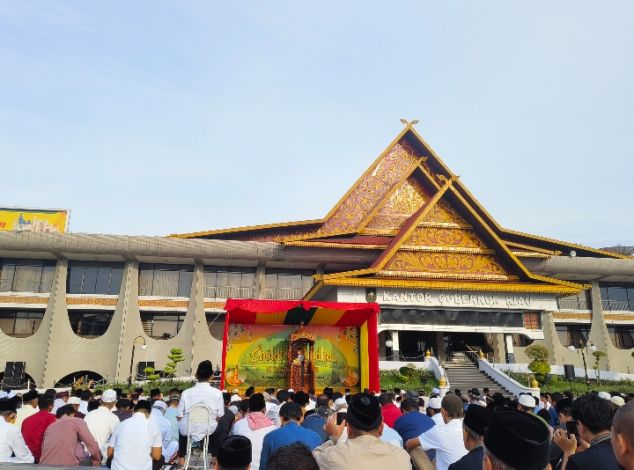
[259,402,321,470]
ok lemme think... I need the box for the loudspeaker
[564,364,576,380]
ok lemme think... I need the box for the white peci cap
[428,397,442,410]
[102,389,117,403]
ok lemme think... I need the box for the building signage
[336,287,558,311]
[378,288,557,310]
[0,207,69,233]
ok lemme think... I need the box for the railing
[602,299,632,311]
[478,358,539,398]
[558,298,591,310]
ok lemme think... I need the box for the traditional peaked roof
[170,122,625,289]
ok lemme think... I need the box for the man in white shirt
[0,397,34,463]
[177,360,224,466]
[84,388,120,461]
[230,393,276,470]
[15,390,38,427]
[406,393,467,470]
[149,400,178,462]
[107,400,163,470]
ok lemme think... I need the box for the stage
[221,299,380,393]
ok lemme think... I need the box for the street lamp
[568,340,596,387]
[128,336,147,385]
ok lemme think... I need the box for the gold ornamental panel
[422,198,469,226]
[366,177,429,230]
[384,251,510,276]
[406,226,485,249]
[315,142,420,235]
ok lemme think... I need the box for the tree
[163,348,185,378]
[592,350,607,386]
[525,344,550,385]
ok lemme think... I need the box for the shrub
[525,344,550,384]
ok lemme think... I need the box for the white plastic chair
[183,403,214,470]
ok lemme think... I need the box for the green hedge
[508,372,634,395]
[379,368,438,394]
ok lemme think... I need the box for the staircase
[444,352,512,397]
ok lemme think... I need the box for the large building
[1,123,633,388]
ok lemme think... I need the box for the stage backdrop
[224,324,361,394]
[221,299,380,393]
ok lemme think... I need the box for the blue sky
[1,1,633,247]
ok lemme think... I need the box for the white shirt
[431,412,445,426]
[84,406,120,459]
[79,400,90,415]
[265,402,281,427]
[418,418,467,470]
[231,417,276,470]
[177,382,224,441]
[0,419,34,463]
[149,409,174,450]
[15,404,38,427]
[109,412,162,470]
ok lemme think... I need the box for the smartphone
[336,412,347,425]
[565,420,579,439]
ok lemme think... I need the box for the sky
[1,1,633,248]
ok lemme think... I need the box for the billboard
[0,207,69,233]
[224,324,361,394]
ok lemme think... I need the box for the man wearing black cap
[217,435,252,470]
[0,397,34,463]
[15,389,38,427]
[177,360,225,466]
[314,392,410,470]
[553,393,619,470]
[484,408,551,470]
[107,400,164,470]
[448,404,491,470]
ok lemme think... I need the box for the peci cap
[68,396,81,405]
[347,393,383,432]
[22,389,38,402]
[518,394,536,409]
[598,391,612,400]
[431,387,441,395]
[102,389,117,403]
[218,435,252,469]
[0,397,19,413]
[484,409,550,470]
[152,400,168,412]
[464,404,492,436]
[428,397,442,410]
[611,396,625,407]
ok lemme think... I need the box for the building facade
[1,123,633,387]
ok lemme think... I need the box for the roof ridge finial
[399,118,419,127]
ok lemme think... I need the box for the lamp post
[568,340,596,387]
[128,336,147,385]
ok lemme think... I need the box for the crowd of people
[0,361,633,470]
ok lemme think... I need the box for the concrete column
[435,332,445,362]
[255,265,265,299]
[589,281,619,371]
[505,334,515,363]
[390,330,400,361]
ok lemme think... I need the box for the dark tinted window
[0,259,56,293]
[140,311,185,339]
[599,282,634,311]
[68,310,114,338]
[0,309,45,337]
[139,264,193,297]
[67,262,124,295]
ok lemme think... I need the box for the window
[204,267,255,299]
[557,290,592,310]
[523,312,541,329]
[0,309,44,337]
[555,323,590,347]
[607,326,634,349]
[600,283,634,311]
[140,311,185,339]
[0,259,56,293]
[68,310,114,338]
[139,264,193,297]
[67,262,124,295]
[512,334,534,347]
[264,269,314,300]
